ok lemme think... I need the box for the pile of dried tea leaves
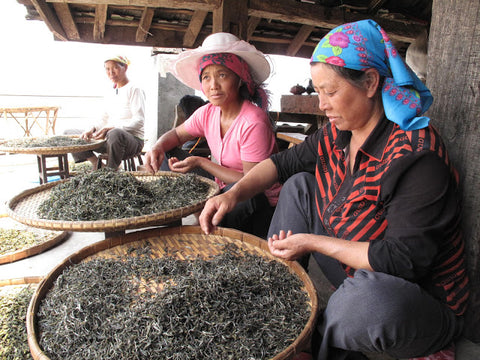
[0,285,35,360]
[0,228,57,255]
[1,136,89,149]
[37,169,211,221]
[37,245,311,360]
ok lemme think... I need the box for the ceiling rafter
[136,7,155,42]
[93,4,108,40]
[31,0,68,40]
[53,2,80,40]
[368,0,388,14]
[183,10,208,47]
[46,0,221,11]
[247,16,261,41]
[287,24,315,57]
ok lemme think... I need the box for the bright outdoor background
[0,1,311,145]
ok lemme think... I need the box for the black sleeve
[368,151,461,281]
[270,130,320,183]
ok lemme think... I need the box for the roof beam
[247,16,261,40]
[249,0,343,30]
[212,0,248,39]
[248,0,423,43]
[287,24,315,56]
[183,10,208,47]
[31,0,68,40]
[53,3,80,40]
[46,0,222,11]
[136,7,155,42]
[368,0,388,14]
[93,4,108,40]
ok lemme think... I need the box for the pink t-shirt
[184,101,281,206]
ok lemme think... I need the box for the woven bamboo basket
[0,229,67,265]
[27,226,318,360]
[0,215,67,265]
[7,171,220,232]
[1,277,40,360]
[0,136,105,155]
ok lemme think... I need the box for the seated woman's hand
[169,156,199,173]
[199,191,238,235]
[268,230,310,261]
[144,146,165,174]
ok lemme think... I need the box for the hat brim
[172,43,271,91]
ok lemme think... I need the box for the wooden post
[427,0,480,342]
[212,0,248,39]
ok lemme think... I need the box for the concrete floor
[0,153,478,359]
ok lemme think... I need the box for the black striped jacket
[272,117,469,315]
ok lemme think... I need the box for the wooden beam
[183,10,208,47]
[94,4,108,40]
[213,0,248,39]
[247,16,261,40]
[248,0,424,43]
[31,0,68,40]
[286,24,314,56]
[53,3,80,40]
[249,0,343,30]
[46,0,221,11]
[368,0,388,14]
[136,7,155,42]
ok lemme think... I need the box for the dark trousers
[268,172,463,360]
[66,128,144,169]
[162,148,275,239]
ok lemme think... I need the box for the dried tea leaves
[37,245,311,360]
[0,228,52,255]
[1,136,89,149]
[37,169,211,221]
[0,285,35,360]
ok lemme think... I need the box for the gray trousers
[66,128,143,169]
[268,172,462,360]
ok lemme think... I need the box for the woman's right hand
[144,146,165,174]
[199,191,238,234]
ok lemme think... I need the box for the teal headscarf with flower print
[311,19,432,131]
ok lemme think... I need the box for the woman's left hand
[168,156,200,173]
[267,230,310,261]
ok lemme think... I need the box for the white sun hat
[172,32,271,91]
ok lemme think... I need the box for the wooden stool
[37,153,70,184]
[96,153,144,171]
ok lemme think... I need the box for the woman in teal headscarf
[200,20,469,359]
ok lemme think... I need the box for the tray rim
[0,135,105,155]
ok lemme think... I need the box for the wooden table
[1,107,59,137]
[277,132,307,148]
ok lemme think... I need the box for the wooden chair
[96,152,144,171]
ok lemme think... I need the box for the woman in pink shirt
[145,32,280,238]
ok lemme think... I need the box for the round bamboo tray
[0,219,67,265]
[7,172,220,232]
[27,226,318,360]
[0,136,105,155]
